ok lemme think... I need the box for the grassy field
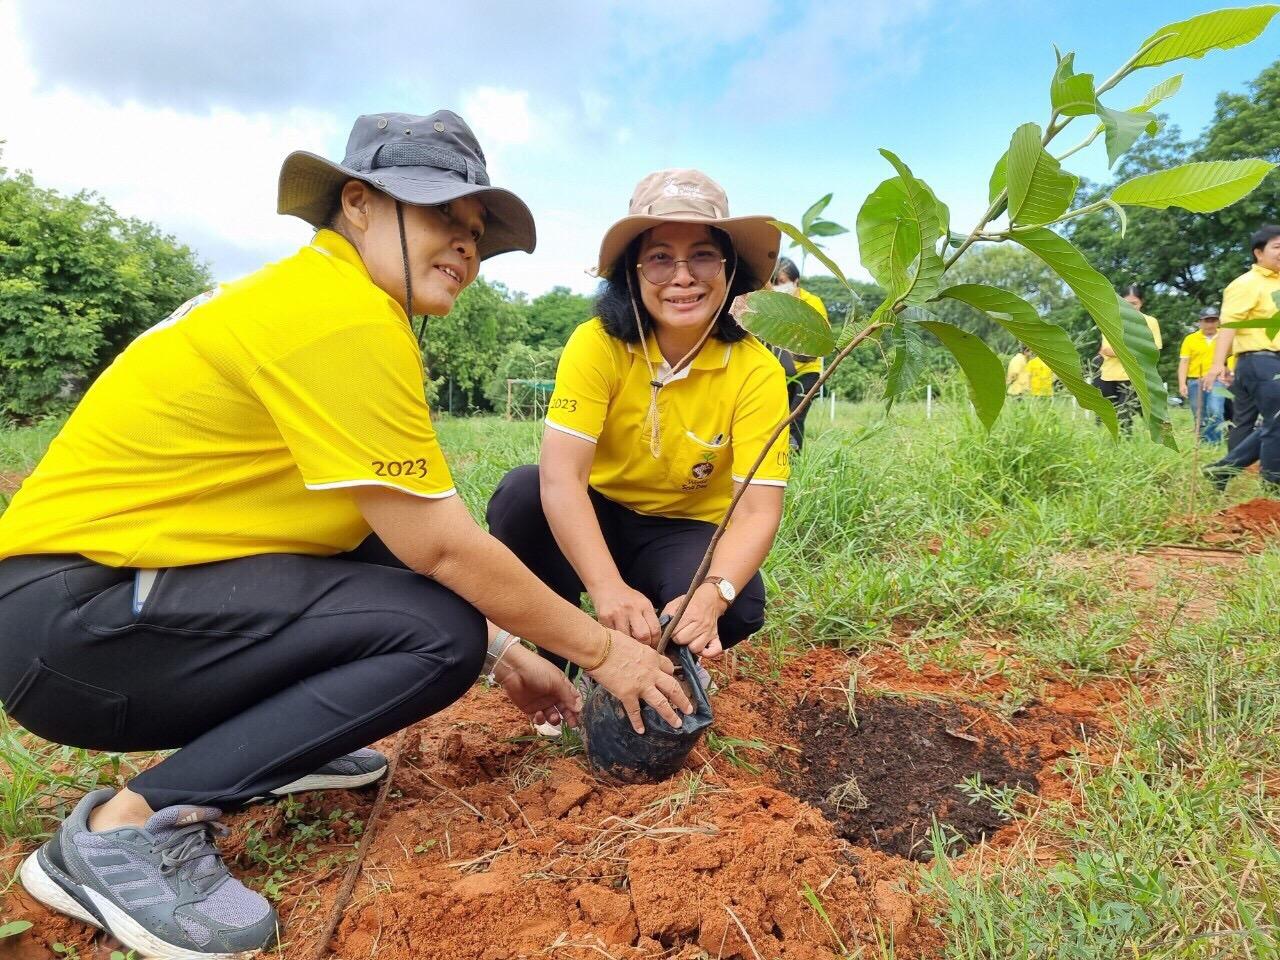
[1,398,1278,957]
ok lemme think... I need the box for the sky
[2,1,1276,300]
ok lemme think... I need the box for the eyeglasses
[637,250,726,285]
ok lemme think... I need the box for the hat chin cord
[396,200,429,349]
[627,258,737,459]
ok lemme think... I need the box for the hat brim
[277,150,536,261]
[597,214,780,288]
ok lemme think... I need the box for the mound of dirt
[782,697,1039,860]
[1217,497,1280,539]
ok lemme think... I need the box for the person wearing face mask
[0,112,690,958]
[486,170,789,679]
[768,257,829,451]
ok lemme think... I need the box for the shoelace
[156,820,230,895]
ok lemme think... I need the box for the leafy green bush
[0,160,210,422]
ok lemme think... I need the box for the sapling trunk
[655,321,885,654]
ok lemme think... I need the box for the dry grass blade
[725,905,764,960]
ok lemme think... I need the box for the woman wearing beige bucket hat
[0,111,691,958]
[487,169,790,681]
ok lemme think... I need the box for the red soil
[2,640,1123,960]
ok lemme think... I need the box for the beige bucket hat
[597,169,780,283]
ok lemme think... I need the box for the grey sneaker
[20,788,277,958]
[271,747,387,796]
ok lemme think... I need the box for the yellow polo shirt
[0,230,454,567]
[1006,353,1030,395]
[1027,356,1055,396]
[1179,330,1219,378]
[546,318,789,523]
[1223,264,1280,354]
[1099,314,1162,381]
[793,288,828,377]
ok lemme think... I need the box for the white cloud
[0,5,341,282]
[460,87,535,149]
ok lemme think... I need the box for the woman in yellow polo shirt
[1096,284,1163,431]
[770,257,829,451]
[487,170,788,668]
[0,112,689,958]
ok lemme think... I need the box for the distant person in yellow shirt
[1178,306,1224,443]
[1096,284,1162,432]
[1027,354,1055,397]
[1006,347,1031,396]
[1203,224,1280,488]
[769,257,828,451]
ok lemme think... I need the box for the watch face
[719,580,736,603]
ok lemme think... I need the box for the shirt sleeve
[1179,335,1194,359]
[731,359,791,486]
[1147,316,1163,351]
[545,322,616,443]
[249,322,455,498]
[1221,276,1256,323]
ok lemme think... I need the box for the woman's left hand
[495,643,583,727]
[660,585,726,659]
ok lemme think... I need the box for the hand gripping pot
[581,643,714,784]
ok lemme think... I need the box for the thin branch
[655,320,884,654]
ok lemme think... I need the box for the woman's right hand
[589,582,663,645]
[587,630,693,734]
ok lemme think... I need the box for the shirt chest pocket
[666,429,730,493]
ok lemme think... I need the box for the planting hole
[782,696,1039,860]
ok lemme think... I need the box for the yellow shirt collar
[1253,263,1279,280]
[311,228,370,276]
[626,331,733,372]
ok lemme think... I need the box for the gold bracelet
[581,627,612,672]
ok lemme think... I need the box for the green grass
[2,398,1277,958]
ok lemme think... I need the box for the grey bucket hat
[277,110,536,261]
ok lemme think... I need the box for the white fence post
[926,384,933,419]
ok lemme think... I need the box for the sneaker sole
[21,850,262,959]
[270,766,386,796]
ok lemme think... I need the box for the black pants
[485,465,765,668]
[1097,378,1137,432]
[1229,351,1280,483]
[788,372,820,451]
[1227,378,1260,453]
[0,537,484,810]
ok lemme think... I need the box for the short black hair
[1251,224,1280,257]
[594,227,759,344]
[772,257,800,284]
[1121,283,1144,301]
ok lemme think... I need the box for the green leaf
[1050,52,1097,117]
[801,194,833,233]
[1006,123,1079,226]
[938,283,1119,436]
[1134,6,1280,68]
[1097,104,1158,167]
[854,150,946,305]
[1111,159,1277,213]
[988,153,1007,204]
[916,320,1006,428]
[1014,228,1172,445]
[808,219,850,238]
[0,921,33,939]
[1133,73,1183,111]
[770,219,848,286]
[1103,198,1129,239]
[731,289,835,356]
[884,319,928,406]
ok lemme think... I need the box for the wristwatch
[702,575,736,605]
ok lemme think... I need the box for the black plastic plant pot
[580,643,714,784]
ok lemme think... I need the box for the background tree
[521,286,594,350]
[0,157,210,421]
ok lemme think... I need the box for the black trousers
[1227,377,1260,453]
[485,465,765,667]
[0,537,484,810]
[1097,378,1138,432]
[788,372,821,451]
[1231,351,1280,483]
